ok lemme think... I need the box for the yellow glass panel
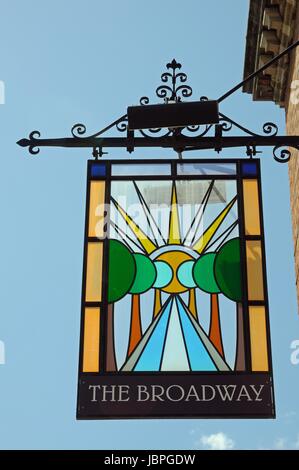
[243,179,261,235]
[83,307,100,372]
[246,240,264,301]
[88,181,105,238]
[85,242,103,302]
[249,306,269,371]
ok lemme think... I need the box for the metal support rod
[217,39,299,103]
[18,135,299,150]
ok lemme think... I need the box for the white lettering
[151,455,160,465]
[138,385,150,401]
[105,454,139,467]
[249,384,264,401]
[165,385,185,402]
[202,385,216,401]
[101,385,116,402]
[119,385,130,402]
[185,385,201,401]
[89,385,101,402]
[151,385,165,401]
[216,385,237,401]
[184,455,196,464]
[236,385,252,401]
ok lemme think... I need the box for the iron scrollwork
[71,123,87,138]
[28,131,41,155]
[156,59,193,103]
[17,59,299,162]
[71,114,128,139]
[273,146,293,163]
[219,114,278,138]
[17,131,41,155]
[67,61,288,158]
[136,59,194,138]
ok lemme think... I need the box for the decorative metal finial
[140,59,193,105]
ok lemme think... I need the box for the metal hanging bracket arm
[217,39,299,103]
[17,46,299,163]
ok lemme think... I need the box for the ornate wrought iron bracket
[17,53,299,163]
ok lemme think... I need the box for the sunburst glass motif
[107,176,243,373]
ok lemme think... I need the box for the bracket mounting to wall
[17,41,299,163]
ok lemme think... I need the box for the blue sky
[0,0,299,450]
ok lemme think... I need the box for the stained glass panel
[249,306,269,371]
[83,307,100,372]
[88,181,106,238]
[246,240,264,301]
[109,176,239,372]
[111,163,171,176]
[243,179,261,236]
[177,163,236,175]
[90,163,106,178]
[241,161,258,176]
[85,242,103,302]
[78,159,274,419]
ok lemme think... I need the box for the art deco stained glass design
[80,160,271,376]
[108,177,237,372]
[77,159,274,419]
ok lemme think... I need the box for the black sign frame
[77,158,275,420]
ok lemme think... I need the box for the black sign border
[77,158,275,420]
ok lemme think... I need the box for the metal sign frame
[77,158,275,419]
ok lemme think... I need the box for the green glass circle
[193,253,220,294]
[214,237,242,302]
[130,253,157,294]
[108,239,136,303]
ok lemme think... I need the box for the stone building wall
[243,0,299,308]
[285,5,299,305]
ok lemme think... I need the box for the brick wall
[286,5,299,307]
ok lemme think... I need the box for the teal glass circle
[153,261,173,288]
[177,260,196,288]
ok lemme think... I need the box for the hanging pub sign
[77,158,275,419]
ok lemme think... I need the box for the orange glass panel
[249,306,269,371]
[243,179,261,235]
[85,242,103,302]
[83,307,100,372]
[88,181,106,238]
[246,240,264,301]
